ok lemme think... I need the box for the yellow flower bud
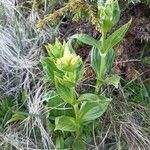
[56,54,82,72]
[98,0,120,34]
[46,38,64,59]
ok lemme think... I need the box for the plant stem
[101,31,106,53]
[95,80,103,94]
[99,53,106,79]
[73,104,79,121]
[95,53,106,94]
[95,80,100,94]
[73,104,81,138]
[95,30,107,94]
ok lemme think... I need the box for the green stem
[99,53,106,78]
[73,104,79,120]
[95,30,107,94]
[95,80,103,94]
[73,104,81,138]
[95,53,106,94]
[95,80,100,94]
[101,31,106,53]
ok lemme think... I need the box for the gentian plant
[41,0,131,149]
[69,0,131,94]
[41,39,110,149]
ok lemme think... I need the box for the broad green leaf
[78,93,101,102]
[79,95,111,122]
[91,47,107,79]
[55,78,76,105]
[43,90,67,117]
[91,47,101,78]
[60,79,76,87]
[72,138,86,150]
[47,95,64,109]
[44,91,73,118]
[55,116,78,132]
[91,47,115,79]
[106,48,115,73]
[40,57,63,82]
[55,74,76,87]
[69,33,99,49]
[106,74,120,88]
[103,19,132,53]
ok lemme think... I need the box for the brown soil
[116,3,150,80]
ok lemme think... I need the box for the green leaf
[12,111,44,119]
[44,91,64,108]
[72,138,86,150]
[55,116,78,132]
[69,33,99,49]
[82,124,93,143]
[64,136,74,149]
[91,47,101,78]
[55,79,76,105]
[78,93,101,102]
[91,48,115,80]
[46,38,64,59]
[41,57,63,82]
[106,48,115,73]
[98,0,121,34]
[43,90,67,117]
[44,91,73,119]
[76,63,84,83]
[64,40,75,55]
[78,94,111,122]
[106,74,120,88]
[0,97,15,128]
[112,0,121,27]
[103,19,132,53]
[47,120,55,131]
[56,134,64,150]
[91,47,107,79]
[5,113,26,126]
